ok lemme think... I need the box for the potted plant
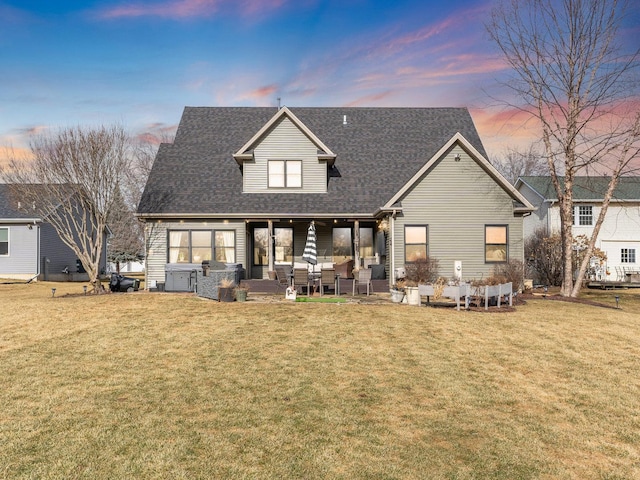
[218,277,235,302]
[404,257,440,306]
[390,280,406,303]
[235,283,249,302]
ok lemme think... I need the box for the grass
[1,281,639,479]
[295,296,347,303]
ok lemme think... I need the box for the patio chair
[293,268,311,296]
[334,259,354,279]
[352,268,373,296]
[274,266,291,291]
[319,267,336,296]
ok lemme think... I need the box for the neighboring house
[0,184,107,281]
[137,106,535,288]
[516,176,640,280]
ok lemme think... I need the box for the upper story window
[485,225,508,263]
[573,205,593,226]
[0,227,8,255]
[268,160,302,188]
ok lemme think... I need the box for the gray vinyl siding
[0,224,38,276]
[145,222,168,285]
[517,182,549,238]
[393,146,525,282]
[243,117,327,194]
[145,220,247,285]
[40,223,81,277]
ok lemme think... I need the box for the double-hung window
[268,160,302,188]
[214,231,236,263]
[485,225,508,262]
[621,248,636,264]
[405,225,428,262]
[573,205,593,226]
[0,227,8,255]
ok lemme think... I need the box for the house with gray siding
[137,106,535,288]
[0,184,107,281]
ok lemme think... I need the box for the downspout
[390,209,397,287]
[36,222,40,278]
[268,220,274,275]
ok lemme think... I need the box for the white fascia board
[515,177,547,201]
[233,106,336,164]
[0,218,42,224]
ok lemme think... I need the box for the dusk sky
[2,0,639,163]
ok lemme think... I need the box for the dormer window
[268,160,302,188]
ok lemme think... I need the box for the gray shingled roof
[0,184,41,220]
[138,107,488,216]
[519,176,640,201]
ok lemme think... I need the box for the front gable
[234,107,336,194]
[383,133,535,214]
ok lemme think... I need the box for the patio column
[268,220,274,273]
[354,220,360,270]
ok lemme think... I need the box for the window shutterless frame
[621,248,636,264]
[0,227,9,256]
[404,225,428,263]
[167,229,237,264]
[485,225,508,263]
[267,160,302,188]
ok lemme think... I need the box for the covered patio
[246,218,388,284]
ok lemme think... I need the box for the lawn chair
[352,268,373,296]
[319,267,336,296]
[274,266,291,291]
[293,268,311,296]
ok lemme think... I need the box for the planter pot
[267,271,277,280]
[390,289,404,303]
[218,287,235,302]
[405,286,421,306]
[235,289,248,302]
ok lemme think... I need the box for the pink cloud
[241,84,279,101]
[97,0,292,20]
[343,91,394,107]
[135,123,178,145]
[99,0,221,19]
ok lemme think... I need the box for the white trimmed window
[0,227,8,255]
[268,160,302,188]
[621,248,636,264]
[573,205,593,226]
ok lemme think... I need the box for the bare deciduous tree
[488,0,640,296]
[1,125,131,293]
[107,131,175,275]
[491,144,549,185]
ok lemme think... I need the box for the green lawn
[1,281,639,479]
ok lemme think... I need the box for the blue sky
[1,0,638,162]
